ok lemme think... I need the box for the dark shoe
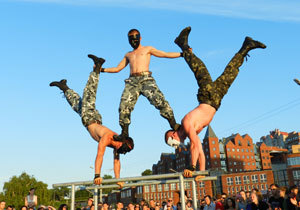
[49,79,69,92]
[88,54,105,73]
[239,37,266,57]
[173,123,181,131]
[294,78,300,86]
[174,26,191,51]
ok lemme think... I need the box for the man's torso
[126,46,152,74]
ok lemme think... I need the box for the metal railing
[53,171,217,210]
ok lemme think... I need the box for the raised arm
[150,47,181,58]
[113,150,124,188]
[102,56,129,73]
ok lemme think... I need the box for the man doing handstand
[100,29,181,141]
[50,55,134,186]
[165,27,266,177]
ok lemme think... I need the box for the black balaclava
[128,33,141,49]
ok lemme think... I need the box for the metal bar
[100,189,102,203]
[192,180,197,210]
[71,185,75,210]
[53,171,209,187]
[179,174,186,210]
[94,188,98,210]
[85,177,217,190]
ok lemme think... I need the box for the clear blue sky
[1,0,300,192]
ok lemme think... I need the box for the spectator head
[58,204,68,210]
[29,188,35,195]
[28,207,34,210]
[20,206,27,210]
[134,204,140,210]
[270,184,279,196]
[162,201,167,209]
[246,191,251,198]
[290,185,298,195]
[225,198,235,209]
[279,186,287,197]
[187,200,193,208]
[0,201,5,210]
[87,198,93,207]
[149,199,155,208]
[204,195,212,205]
[7,206,13,210]
[239,190,246,201]
[142,202,149,210]
[167,198,174,206]
[102,203,109,210]
[116,202,123,210]
[127,202,134,210]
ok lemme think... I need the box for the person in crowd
[85,198,94,210]
[102,203,109,210]
[236,190,247,210]
[279,187,287,210]
[164,198,177,210]
[186,200,193,210]
[204,195,215,210]
[0,201,6,210]
[268,184,283,210]
[116,202,124,210]
[224,198,235,210]
[58,204,68,210]
[215,194,225,210]
[20,206,28,210]
[286,185,299,210]
[134,204,140,210]
[127,202,134,210]
[25,188,38,209]
[149,200,155,210]
[246,191,269,210]
[7,206,13,210]
[176,202,182,210]
[154,202,160,210]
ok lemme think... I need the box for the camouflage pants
[119,75,175,126]
[64,71,102,127]
[183,50,244,110]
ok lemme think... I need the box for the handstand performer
[165,27,266,177]
[100,29,181,141]
[50,55,134,186]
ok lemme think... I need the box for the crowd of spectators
[2,184,300,210]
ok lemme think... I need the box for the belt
[130,71,152,77]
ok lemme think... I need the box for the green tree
[102,174,114,194]
[2,172,51,209]
[141,169,152,176]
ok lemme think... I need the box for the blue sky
[1,0,300,192]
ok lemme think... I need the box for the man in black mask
[49,54,134,187]
[99,29,182,141]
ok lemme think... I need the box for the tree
[141,169,152,176]
[102,174,113,194]
[2,172,51,209]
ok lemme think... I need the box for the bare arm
[94,141,107,175]
[113,150,121,178]
[150,47,181,58]
[102,56,129,73]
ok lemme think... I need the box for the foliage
[141,169,152,176]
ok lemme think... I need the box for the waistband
[130,71,152,77]
[85,119,102,127]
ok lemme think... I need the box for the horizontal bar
[53,171,209,187]
[85,176,217,190]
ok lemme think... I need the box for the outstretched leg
[81,55,105,127]
[214,37,266,102]
[50,79,83,115]
[175,27,213,90]
[141,78,180,130]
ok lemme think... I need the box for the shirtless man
[100,29,181,141]
[165,26,266,177]
[50,55,134,186]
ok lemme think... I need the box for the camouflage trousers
[182,50,244,110]
[119,74,175,126]
[64,71,102,127]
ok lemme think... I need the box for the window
[145,186,149,193]
[157,184,162,192]
[214,155,217,158]
[260,174,267,182]
[293,170,300,179]
[261,184,265,190]
[228,148,230,151]
[248,185,251,191]
[242,155,245,159]
[262,150,265,153]
[242,149,244,152]
[246,149,249,152]
[234,162,237,165]
[235,176,242,185]
[247,156,249,159]
[171,183,176,190]
[199,181,205,188]
[164,184,169,191]
[227,177,234,185]
[237,149,240,152]
[212,140,215,144]
[233,155,236,158]
[232,148,235,152]
[243,175,250,184]
[151,185,156,192]
[213,147,216,151]
[232,187,235,194]
[185,182,190,189]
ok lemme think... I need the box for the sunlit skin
[251,193,258,205]
[166,103,216,171]
[102,31,181,75]
[0,202,6,210]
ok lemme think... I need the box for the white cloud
[8,0,300,22]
